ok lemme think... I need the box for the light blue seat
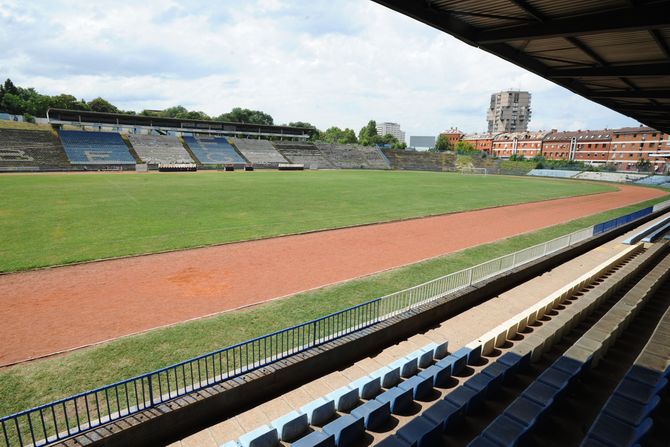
[238,425,278,447]
[300,397,336,426]
[348,375,381,400]
[326,386,360,412]
[375,387,414,414]
[419,363,453,387]
[270,410,308,442]
[322,414,365,447]
[292,431,335,447]
[399,375,433,400]
[434,340,450,359]
[416,343,438,368]
[350,399,390,430]
[371,365,401,388]
[390,356,418,378]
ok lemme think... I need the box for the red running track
[0,184,665,366]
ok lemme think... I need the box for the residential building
[610,126,670,173]
[542,129,612,164]
[486,90,532,133]
[462,132,498,154]
[376,122,405,143]
[439,127,464,147]
[492,131,547,158]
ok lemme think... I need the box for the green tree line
[0,78,407,148]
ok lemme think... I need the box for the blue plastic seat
[396,416,442,447]
[238,425,279,447]
[587,413,653,447]
[351,399,390,430]
[399,375,434,400]
[292,431,336,447]
[271,411,308,442]
[322,414,365,447]
[481,414,527,447]
[419,363,452,388]
[422,400,463,432]
[376,387,414,414]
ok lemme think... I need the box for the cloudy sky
[0,0,640,137]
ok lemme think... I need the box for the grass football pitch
[0,170,614,272]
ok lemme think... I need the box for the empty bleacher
[382,149,456,171]
[315,144,390,170]
[528,169,580,179]
[58,130,135,165]
[0,129,69,170]
[182,136,247,165]
[221,235,670,447]
[127,134,194,165]
[636,175,670,186]
[575,171,649,183]
[229,138,287,166]
[273,142,336,169]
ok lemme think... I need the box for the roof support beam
[589,90,670,99]
[650,29,670,58]
[548,63,670,78]
[477,5,670,43]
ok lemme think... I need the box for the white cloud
[0,0,639,138]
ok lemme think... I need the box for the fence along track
[1,201,669,447]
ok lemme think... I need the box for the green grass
[0,170,615,272]
[1,194,667,419]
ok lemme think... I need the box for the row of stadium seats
[223,240,669,447]
[315,144,390,169]
[228,138,288,166]
[381,149,456,172]
[0,129,70,168]
[274,142,337,169]
[127,134,194,164]
[182,136,248,165]
[58,130,136,164]
[527,169,580,179]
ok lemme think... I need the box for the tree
[88,97,119,113]
[288,121,317,129]
[434,134,453,152]
[321,126,358,144]
[50,94,89,111]
[217,107,274,125]
[3,78,18,96]
[358,120,378,146]
[454,140,476,153]
[0,93,25,115]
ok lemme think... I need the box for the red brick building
[492,131,547,158]
[609,126,670,173]
[439,128,464,147]
[542,129,612,164]
[462,132,498,154]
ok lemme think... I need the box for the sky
[0,0,641,138]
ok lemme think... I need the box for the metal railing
[1,202,667,447]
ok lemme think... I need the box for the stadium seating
[315,144,390,169]
[127,134,194,164]
[273,142,336,169]
[182,136,247,165]
[382,149,456,171]
[574,171,648,183]
[0,129,69,169]
[228,138,288,166]
[58,130,135,165]
[527,169,580,179]
[636,175,670,185]
[581,305,670,447]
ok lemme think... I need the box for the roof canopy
[372,0,670,133]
